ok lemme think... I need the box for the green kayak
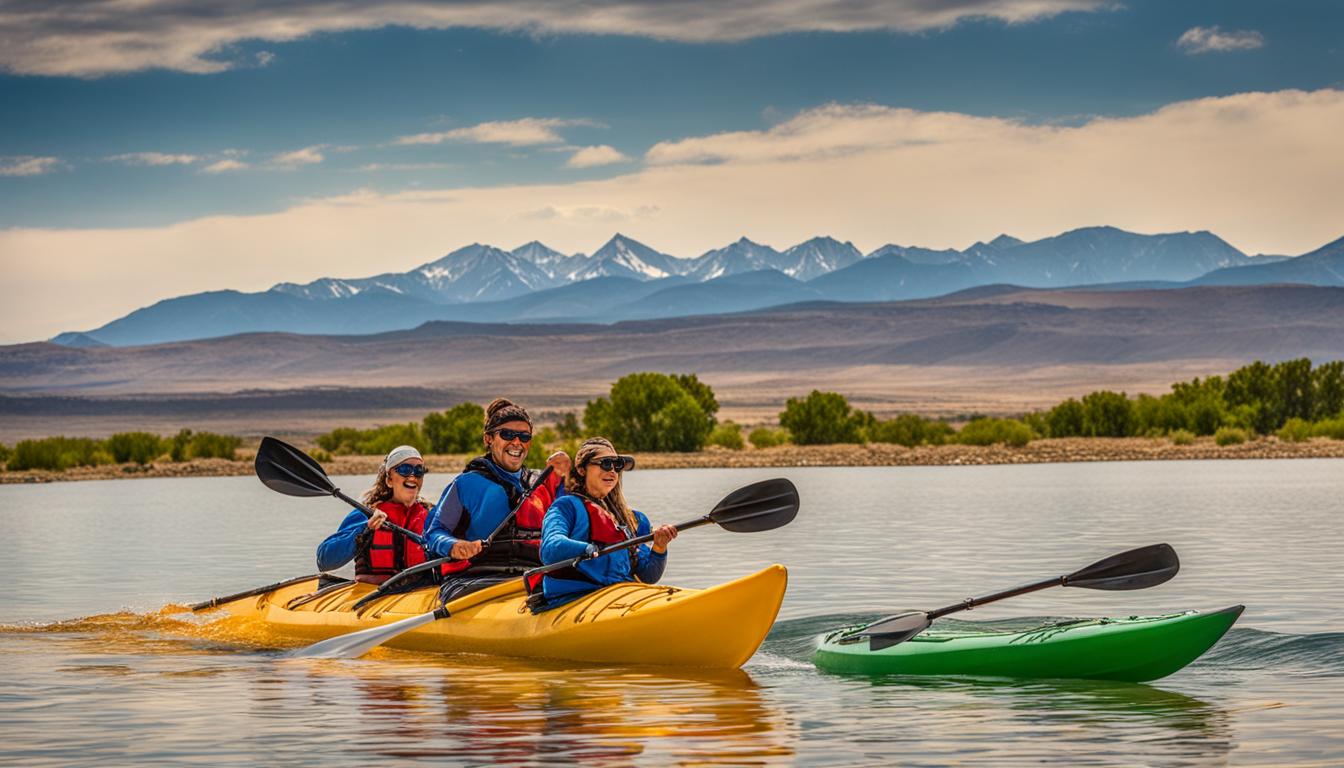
[813,605,1243,682]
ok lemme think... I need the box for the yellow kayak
[208,565,787,669]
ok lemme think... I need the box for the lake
[3,459,1341,765]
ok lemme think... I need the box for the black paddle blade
[1065,543,1179,590]
[255,436,338,498]
[859,612,932,651]
[708,478,800,532]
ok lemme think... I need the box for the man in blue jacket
[423,397,568,599]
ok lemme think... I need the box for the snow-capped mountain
[780,236,865,280]
[685,237,787,281]
[567,234,687,281]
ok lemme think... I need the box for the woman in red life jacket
[537,437,678,607]
[316,444,431,585]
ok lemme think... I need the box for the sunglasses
[391,463,427,478]
[491,428,533,443]
[587,455,635,473]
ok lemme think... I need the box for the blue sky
[1,0,1341,342]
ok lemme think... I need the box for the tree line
[2,430,242,472]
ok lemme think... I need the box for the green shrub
[1312,417,1344,440]
[748,426,789,448]
[315,423,423,455]
[0,442,10,469]
[7,436,110,471]
[1046,398,1086,437]
[423,402,485,453]
[868,413,942,447]
[1169,429,1195,446]
[1214,427,1248,446]
[779,390,865,445]
[310,448,333,462]
[106,431,164,465]
[956,417,1033,447]
[584,372,715,452]
[706,421,745,450]
[554,412,582,439]
[188,431,243,460]
[1277,418,1313,443]
[1082,390,1134,437]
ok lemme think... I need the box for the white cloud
[395,118,594,147]
[0,1,1108,77]
[0,156,63,176]
[1177,26,1265,54]
[107,152,199,166]
[270,146,326,168]
[3,88,1342,343]
[566,145,630,168]
[201,159,248,173]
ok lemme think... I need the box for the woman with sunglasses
[423,398,570,600]
[537,437,678,607]
[316,445,432,585]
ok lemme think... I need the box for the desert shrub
[1081,390,1134,437]
[706,421,745,450]
[7,436,111,471]
[106,432,164,465]
[748,427,789,448]
[423,402,485,453]
[315,423,424,455]
[1277,418,1313,443]
[1312,416,1344,440]
[956,417,1033,447]
[189,431,243,460]
[0,442,11,468]
[310,448,333,462]
[1169,429,1195,446]
[585,372,715,452]
[1046,398,1086,438]
[779,390,866,445]
[868,413,942,447]
[1214,427,1248,446]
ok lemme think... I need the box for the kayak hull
[813,605,1243,682]
[211,564,787,669]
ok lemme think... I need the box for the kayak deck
[814,605,1243,682]
[210,564,788,669]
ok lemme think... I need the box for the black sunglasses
[391,463,427,478]
[491,428,533,443]
[587,455,635,473]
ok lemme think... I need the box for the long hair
[360,466,431,509]
[568,437,639,573]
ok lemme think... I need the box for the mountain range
[51,228,1343,348]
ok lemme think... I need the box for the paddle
[255,436,424,544]
[189,572,330,612]
[291,477,800,659]
[852,543,1180,651]
[348,466,555,611]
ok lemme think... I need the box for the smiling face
[581,446,620,500]
[388,458,424,506]
[485,419,531,472]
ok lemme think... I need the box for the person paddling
[315,445,431,586]
[423,398,569,600]
[537,437,677,608]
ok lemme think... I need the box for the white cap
[383,445,423,471]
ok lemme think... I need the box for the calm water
[3,460,1342,765]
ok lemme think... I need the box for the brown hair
[484,397,532,433]
[568,437,639,572]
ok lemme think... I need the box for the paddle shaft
[524,513,711,579]
[189,572,325,612]
[926,576,1063,621]
[333,488,424,544]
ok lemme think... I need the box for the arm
[632,512,669,584]
[540,498,593,564]
[422,481,466,559]
[316,509,373,571]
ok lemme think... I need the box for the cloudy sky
[1,0,1341,343]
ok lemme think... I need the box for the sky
[1,0,1342,343]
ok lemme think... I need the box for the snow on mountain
[781,236,864,280]
[685,237,786,281]
[568,234,687,281]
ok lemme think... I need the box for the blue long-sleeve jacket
[315,509,371,571]
[539,495,667,603]
[423,459,526,558]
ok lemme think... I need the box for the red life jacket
[440,461,561,577]
[532,494,634,593]
[355,500,428,583]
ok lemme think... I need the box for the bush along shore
[3,359,1343,484]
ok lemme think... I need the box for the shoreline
[4,437,1343,484]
